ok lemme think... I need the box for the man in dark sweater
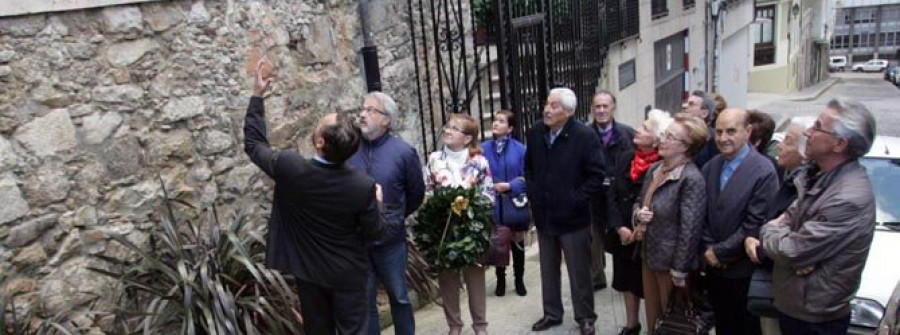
[244,61,384,334]
[526,87,607,335]
[348,91,425,335]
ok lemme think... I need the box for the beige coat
[761,159,876,323]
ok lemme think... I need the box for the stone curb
[788,76,841,102]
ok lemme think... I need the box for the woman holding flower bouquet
[423,113,494,335]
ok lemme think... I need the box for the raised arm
[243,59,278,178]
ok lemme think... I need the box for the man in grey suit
[700,108,779,335]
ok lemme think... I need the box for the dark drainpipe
[359,0,383,92]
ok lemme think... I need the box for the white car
[849,136,900,334]
[769,134,900,334]
[832,56,849,72]
[854,59,890,72]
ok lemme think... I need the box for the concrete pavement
[382,234,645,335]
[748,72,900,137]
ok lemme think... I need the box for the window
[652,0,668,18]
[684,0,695,10]
[605,0,639,43]
[831,35,849,49]
[853,8,876,24]
[754,5,776,66]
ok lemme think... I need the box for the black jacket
[701,149,779,278]
[244,97,384,290]
[525,118,606,235]
[587,121,639,252]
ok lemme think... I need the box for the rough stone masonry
[0,0,425,330]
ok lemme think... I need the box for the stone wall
[0,0,423,328]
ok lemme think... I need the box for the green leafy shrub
[89,180,302,334]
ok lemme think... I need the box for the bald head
[717,108,749,128]
[715,108,751,159]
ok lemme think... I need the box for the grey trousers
[538,225,597,324]
[589,221,607,286]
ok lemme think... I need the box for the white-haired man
[761,98,877,334]
[348,91,425,335]
[526,88,606,334]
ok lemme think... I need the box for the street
[751,72,900,136]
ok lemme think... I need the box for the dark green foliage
[412,187,492,271]
[89,178,303,335]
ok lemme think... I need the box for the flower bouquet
[413,186,493,271]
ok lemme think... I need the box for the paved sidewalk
[747,76,839,111]
[383,241,645,335]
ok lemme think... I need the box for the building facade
[749,0,832,94]
[601,0,753,126]
[830,0,900,63]
[600,0,706,126]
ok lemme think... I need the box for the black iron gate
[405,0,607,153]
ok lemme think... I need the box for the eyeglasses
[662,132,685,143]
[809,122,838,137]
[360,106,388,116]
[443,124,464,133]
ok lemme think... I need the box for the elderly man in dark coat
[526,87,607,335]
[701,108,779,335]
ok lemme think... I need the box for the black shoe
[514,277,527,296]
[593,282,607,291]
[616,323,641,335]
[531,317,562,331]
[578,321,595,335]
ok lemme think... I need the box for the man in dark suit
[701,108,778,335]
[526,87,606,335]
[243,61,384,334]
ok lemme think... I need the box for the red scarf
[629,149,660,182]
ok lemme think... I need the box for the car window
[860,158,900,225]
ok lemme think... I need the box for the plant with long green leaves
[89,176,302,334]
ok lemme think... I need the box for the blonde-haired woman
[611,109,673,335]
[633,114,709,334]
[424,113,494,335]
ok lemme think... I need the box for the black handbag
[747,267,779,318]
[655,286,712,335]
